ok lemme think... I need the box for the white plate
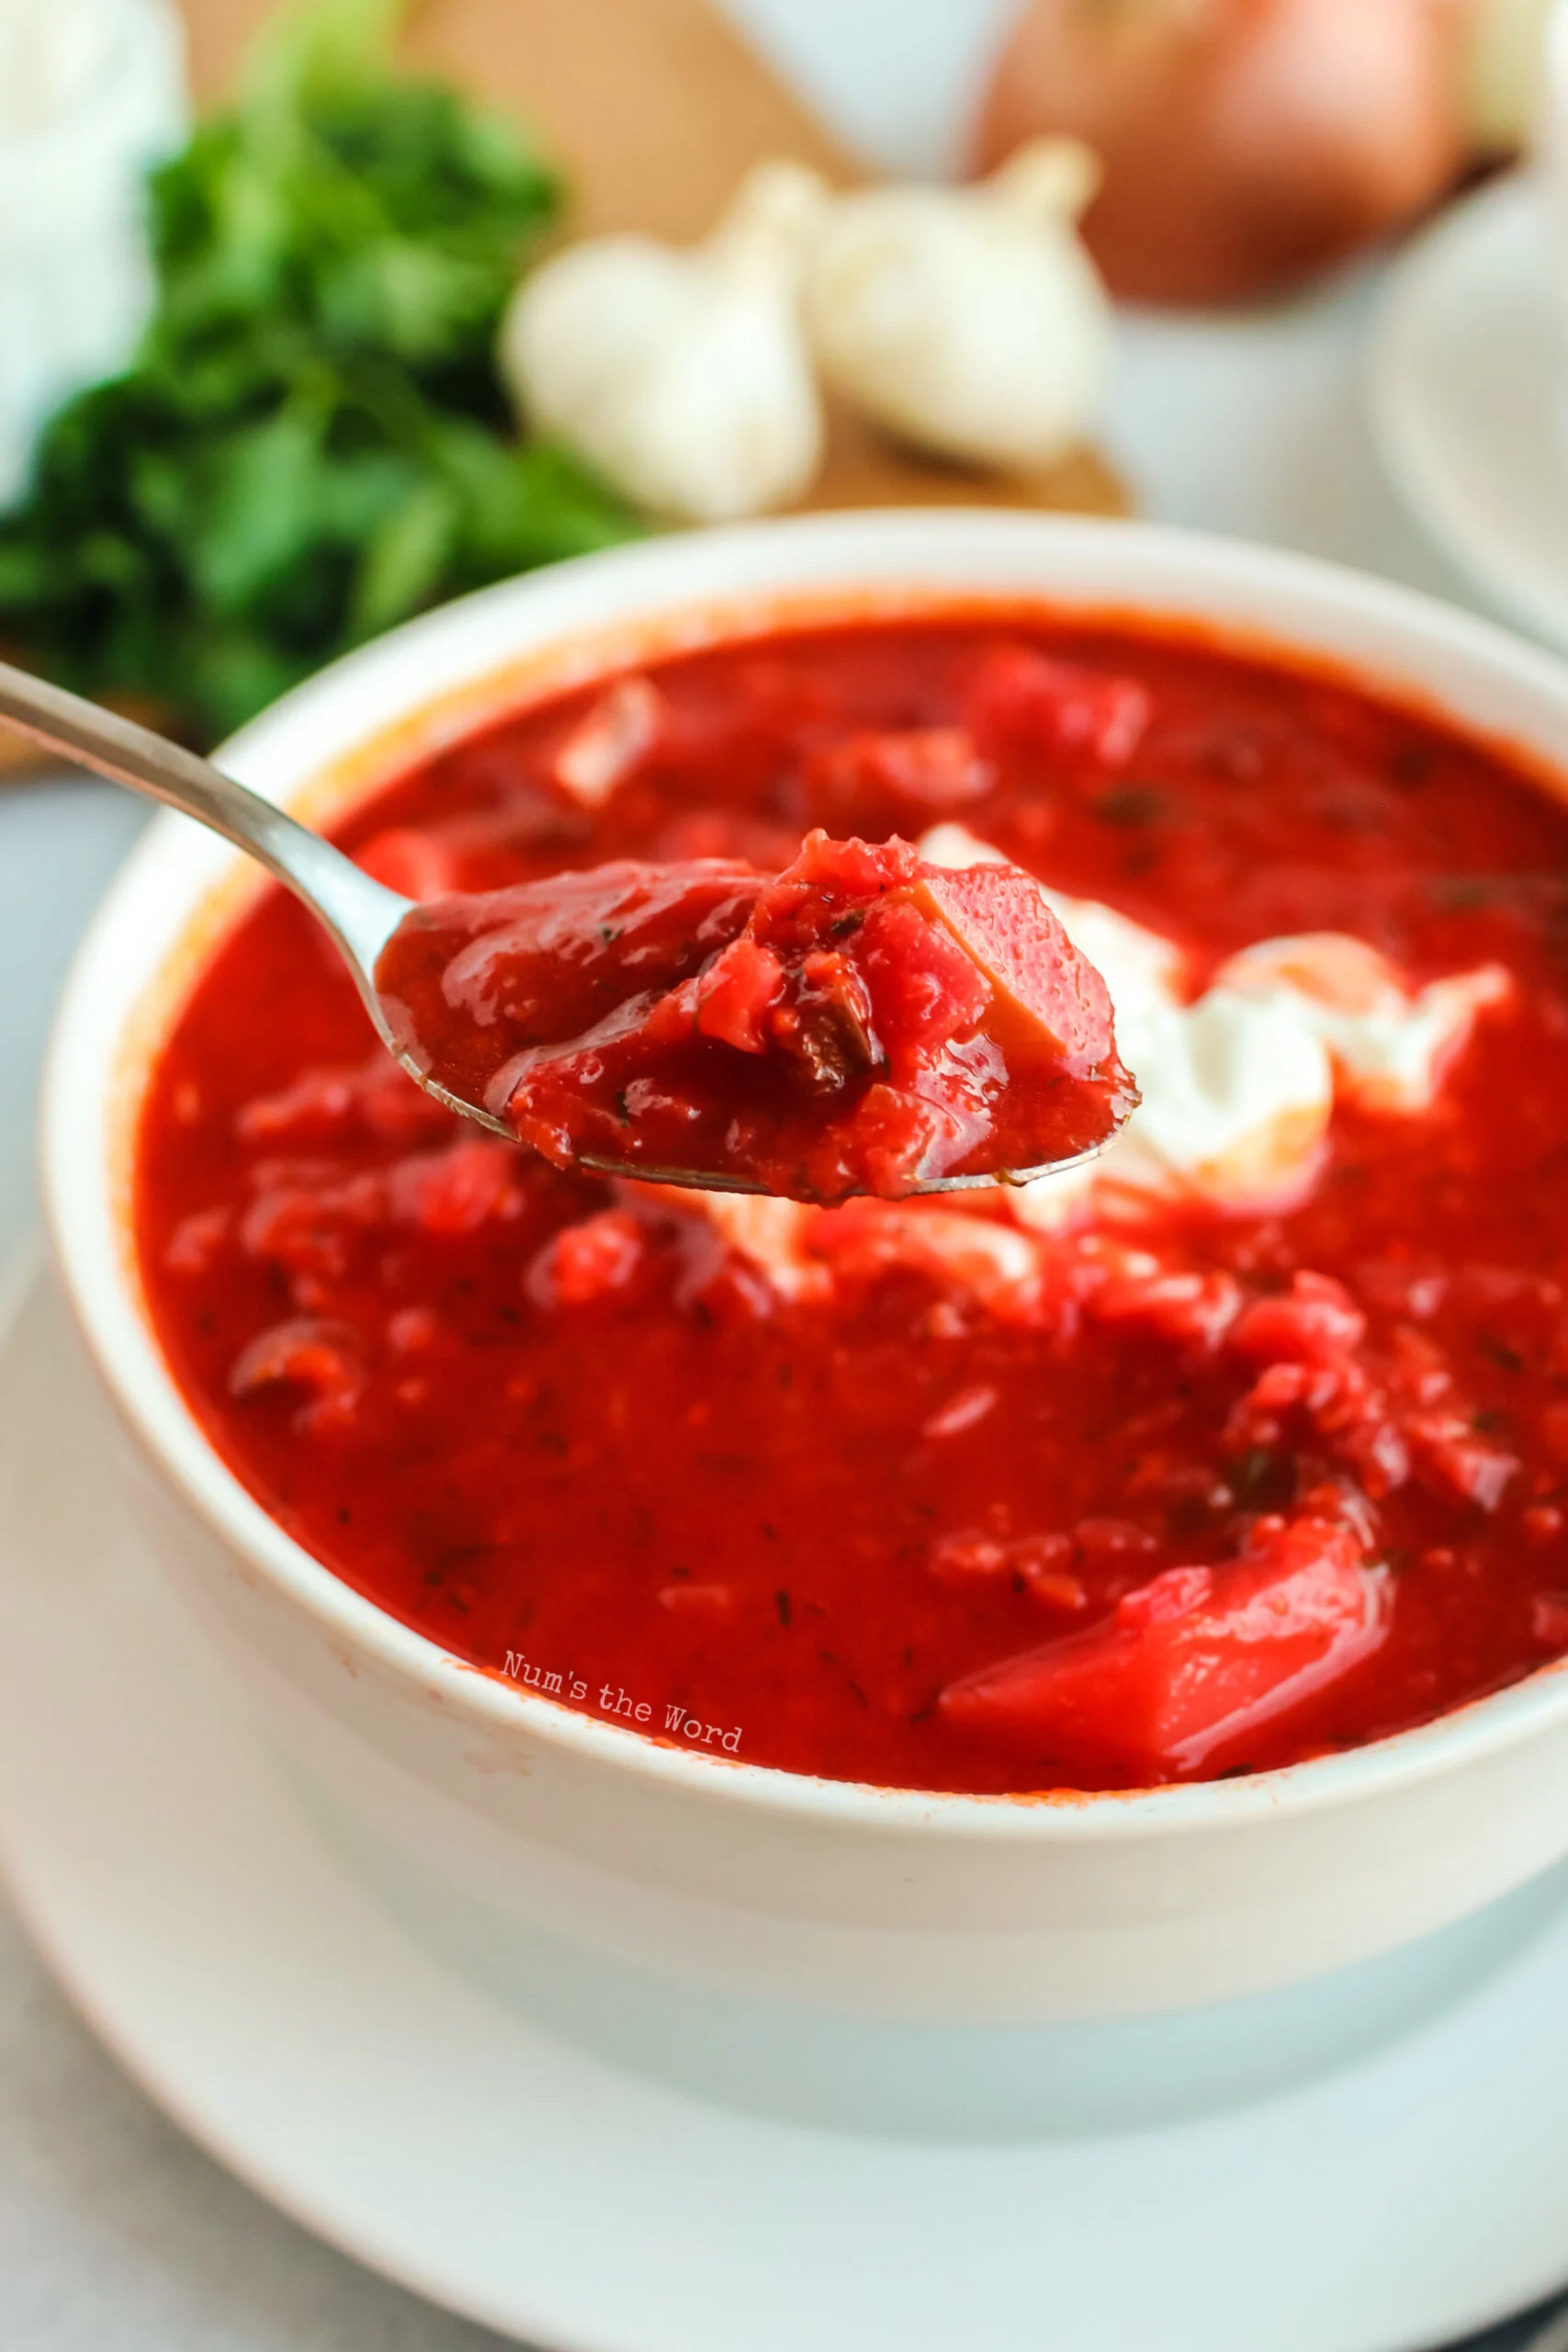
[1369,174,1568,651]
[6,1261,1568,2352]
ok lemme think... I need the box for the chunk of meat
[939,1515,1390,1782]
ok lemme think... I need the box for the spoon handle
[0,658,408,974]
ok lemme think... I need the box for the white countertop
[0,6,1557,2345]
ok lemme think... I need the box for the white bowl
[39,510,1568,2030]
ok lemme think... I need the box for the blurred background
[2,2,1567,2346]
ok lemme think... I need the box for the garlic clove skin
[705,159,835,287]
[499,163,830,526]
[802,135,1113,476]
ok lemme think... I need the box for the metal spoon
[0,658,1121,1197]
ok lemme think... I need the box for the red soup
[135,614,1568,1794]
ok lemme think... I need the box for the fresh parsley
[0,0,638,742]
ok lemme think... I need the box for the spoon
[0,657,1121,1197]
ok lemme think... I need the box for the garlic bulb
[800,137,1111,476]
[500,162,829,525]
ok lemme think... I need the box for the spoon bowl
[574,1140,1115,1196]
[0,655,1121,1197]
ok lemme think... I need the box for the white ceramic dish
[39,509,1568,2029]
[1368,174,1568,653]
[9,1261,1568,2352]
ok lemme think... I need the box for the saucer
[5,1259,1568,2352]
[1368,174,1568,651]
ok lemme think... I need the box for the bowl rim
[40,504,1568,1844]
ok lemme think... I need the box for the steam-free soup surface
[136,616,1568,1792]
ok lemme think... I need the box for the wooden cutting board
[177,0,1127,518]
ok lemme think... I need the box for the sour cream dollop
[917,823,1511,1225]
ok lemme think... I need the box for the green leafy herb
[0,0,637,741]
[1092,783,1169,828]
[1229,1443,1275,1501]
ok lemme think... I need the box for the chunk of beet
[939,1515,1389,1782]
[910,861,1117,1067]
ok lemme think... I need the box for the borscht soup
[373,831,1137,1202]
[134,611,1568,1794]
